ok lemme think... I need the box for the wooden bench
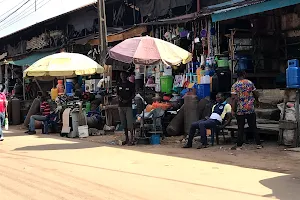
[224,120,279,138]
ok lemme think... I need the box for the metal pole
[98,0,107,66]
[197,0,201,12]
[5,64,8,94]
[133,0,136,24]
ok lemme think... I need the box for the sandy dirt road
[1,129,300,200]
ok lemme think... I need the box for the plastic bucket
[195,84,210,100]
[160,76,174,94]
[66,82,74,95]
[150,134,161,145]
[78,125,89,138]
[217,59,229,68]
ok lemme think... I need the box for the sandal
[197,144,208,149]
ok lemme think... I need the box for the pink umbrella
[109,36,192,65]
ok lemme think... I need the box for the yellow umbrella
[23,52,104,78]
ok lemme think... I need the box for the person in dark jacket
[117,72,135,145]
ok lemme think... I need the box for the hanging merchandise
[196,66,205,84]
[200,20,207,38]
[171,28,177,40]
[51,88,58,100]
[174,75,184,88]
[207,19,214,56]
[155,28,159,38]
[164,31,171,41]
[187,31,194,41]
[163,65,172,76]
[200,75,211,84]
[200,55,206,66]
[210,26,216,36]
[200,29,207,38]
[57,80,64,95]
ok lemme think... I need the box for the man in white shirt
[183,93,232,149]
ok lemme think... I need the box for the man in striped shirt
[25,95,51,135]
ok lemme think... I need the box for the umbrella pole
[33,78,42,92]
[22,66,25,100]
[141,65,146,138]
[64,77,66,94]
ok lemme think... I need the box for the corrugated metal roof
[212,0,300,22]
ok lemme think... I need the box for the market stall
[23,52,105,137]
[109,35,193,144]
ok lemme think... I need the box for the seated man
[183,93,232,149]
[25,95,52,135]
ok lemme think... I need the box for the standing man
[117,71,135,145]
[0,86,7,141]
[231,70,262,150]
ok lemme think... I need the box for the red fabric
[41,101,50,116]
[0,93,6,113]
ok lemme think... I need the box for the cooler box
[195,84,210,100]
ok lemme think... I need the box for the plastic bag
[4,117,8,130]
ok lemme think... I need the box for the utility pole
[98,0,108,66]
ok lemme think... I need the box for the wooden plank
[225,124,279,132]
[279,120,297,130]
[89,26,147,45]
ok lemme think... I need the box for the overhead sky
[0,0,96,39]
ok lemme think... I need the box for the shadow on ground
[7,128,300,199]
[9,128,300,176]
[14,142,101,151]
[260,175,300,200]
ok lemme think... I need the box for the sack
[4,117,8,130]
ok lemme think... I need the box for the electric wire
[0,0,44,27]
[0,0,52,31]
[0,0,31,24]
[0,0,28,20]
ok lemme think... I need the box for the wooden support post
[294,89,300,147]
[33,78,42,92]
[22,66,26,100]
[5,64,8,93]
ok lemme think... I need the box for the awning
[212,0,300,22]
[144,13,198,25]
[7,51,56,67]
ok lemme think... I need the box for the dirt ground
[2,126,300,199]
[81,131,300,176]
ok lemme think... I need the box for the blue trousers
[187,119,220,145]
[0,112,5,138]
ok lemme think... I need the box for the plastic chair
[142,108,165,138]
[210,125,226,146]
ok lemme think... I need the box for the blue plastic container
[287,59,300,88]
[66,82,74,95]
[235,55,253,72]
[195,84,211,100]
[288,59,299,68]
[150,134,161,145]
